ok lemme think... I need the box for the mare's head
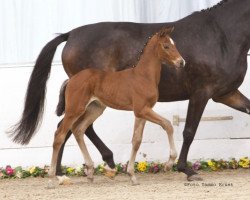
[156,27,185,68]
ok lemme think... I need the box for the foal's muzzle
[175,58,186,68]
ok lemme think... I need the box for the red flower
[6,166,14,176]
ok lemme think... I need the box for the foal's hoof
[131,180,140,186]
[84,166,94,183]
[57,175,73,185]
[164,162,173,171]
[87,177,94,183]
[131,176,140,186]
[104,166,117,179]
[187,174,203,182]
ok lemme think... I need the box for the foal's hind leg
[71,101,107,181]
[136,108,177,171]
[72,116,95,182]
[127,117,146,185]
[49,114,82,177]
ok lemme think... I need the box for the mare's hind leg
[213,89,250,114]
[136,108,177,171]
[127,117,146,185]
[71,101,107,181]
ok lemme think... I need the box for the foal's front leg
[136,108,177,171]
[127,117,146,185]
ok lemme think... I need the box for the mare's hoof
[187,174,203,182]
[57,175,73,185]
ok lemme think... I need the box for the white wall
[1,0,250,167]
[0,0,219,64]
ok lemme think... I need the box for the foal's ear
[158,27,174,37]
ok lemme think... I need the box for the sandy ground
[0,170,250,200]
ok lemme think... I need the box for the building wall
[1,0,250,167]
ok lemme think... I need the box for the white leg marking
[127,118,146,185]
[246,108,250,114]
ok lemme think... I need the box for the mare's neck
[134,37,162,85]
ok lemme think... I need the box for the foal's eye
[163,44,170,49]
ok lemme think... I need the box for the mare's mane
[201,0,231,12]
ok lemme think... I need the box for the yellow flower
[239,157,250,168]
[207,160,217,171]
[137,161,147,172]
[29,166,36,174]
[66,167,74,174]
[207,160,214,167]
[99,164,105,173]
[242,163,249,168]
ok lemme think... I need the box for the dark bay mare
[10,0,250,181]
[49,28,183,185]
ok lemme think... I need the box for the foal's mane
[201,0,230,12]
[133,32,158,68]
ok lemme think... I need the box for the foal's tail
[56,80,68,116]
[9,33,69,145]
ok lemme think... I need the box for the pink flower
[192,161,201,171]
[153,165,159,173]
[6,166,14,176]
[122,164,127,172]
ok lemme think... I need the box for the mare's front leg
[127,118,146,185]
[213,89,250,114]
[136,108,177,171]
[177,91,210,181]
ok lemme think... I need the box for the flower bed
[0,157,249,179]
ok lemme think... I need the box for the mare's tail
[56,80,68,116]
[9,33,69,145]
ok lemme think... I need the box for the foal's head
[155,27,185,68]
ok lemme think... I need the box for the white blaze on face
[170,38,174,45]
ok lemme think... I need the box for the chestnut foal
[49,27,185,185]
